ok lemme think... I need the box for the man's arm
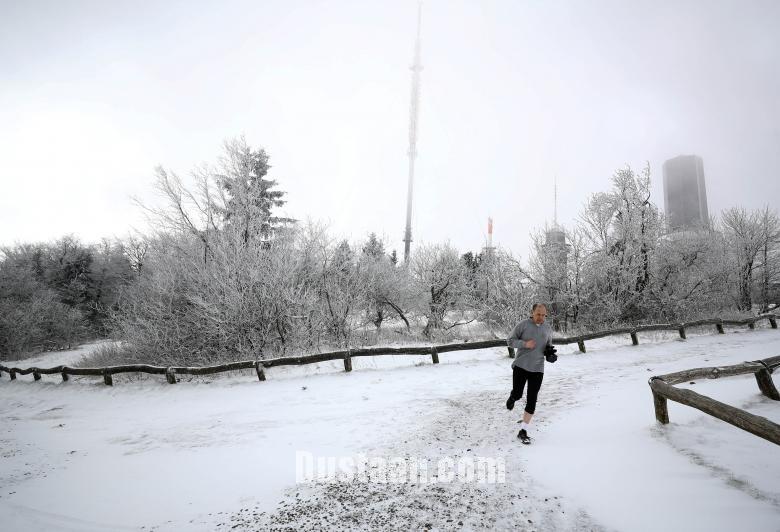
[507,321,532,349]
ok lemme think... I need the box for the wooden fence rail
[648,355,780,446]
[1,313,777,386]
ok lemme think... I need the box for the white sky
[1,0,779,259]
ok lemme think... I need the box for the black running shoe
[517,429,532,444]
[506,395,516,411]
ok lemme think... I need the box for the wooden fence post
[61,370,69,382]
[33,371,41,381]
[103,369,113,386]
[577,340,586,353]
[255,361,266,381]
[630,332,639,346]
[165,368,176,384]
[652,389,670,424]
[716,323,724,334]
[344,351,352,373]
[430,347,439,364]
[678,327,686,340]
[755,367,780,401]
[769,316,777,329]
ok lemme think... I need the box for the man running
[506,303,556,444]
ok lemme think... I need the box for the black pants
[510,367,544,415]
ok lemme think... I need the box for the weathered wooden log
[577,340,586,353]
[649,378,780,445]
[103,370,113,386]
[262,352,351,368]
[755,367,780,400]
[650,381,669,424]
[656,356,780,385]
[102,364,167,375]
[721,319,755,326]
[630,332,639,346]
[255,361,266,381]
[678,326,686,339]
[165,368,176,384]
[555,328,632,344]
[632,321,706,334]
[682,318,723,329]
[320,339,510,359]
[632,323,677,333]
[430,347,439,364]
[58,365,166,376]
[171,361,256,375]
[344,353,352,373]
[28,366,64,375]
[430,339,508,354]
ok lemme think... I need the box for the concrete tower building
[543,180,570,331]
[543,179,569,265]
[662,155,710,231]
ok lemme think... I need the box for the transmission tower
[403,1,423,263]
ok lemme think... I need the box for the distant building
[543,224,570,332]
[662,155,710,231]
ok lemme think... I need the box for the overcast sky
[1,0,778,259]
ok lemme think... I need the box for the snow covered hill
[1,327,779,531]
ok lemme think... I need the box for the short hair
[531,303,547,312]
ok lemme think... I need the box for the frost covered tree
[473,248,531,332]
[756,207,780,312]
[358,234,414,331]
[317,239,367,346]
[411,243,471,337]
[138,136,294,263]
[569,164,663,325]
[216,137,295,244]
[721,207,765,311]
[0,237,134,358]
[110,138,307,363]
[647,228,728,320]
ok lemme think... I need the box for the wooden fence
[0,313,777,386]
[648,355,780,446]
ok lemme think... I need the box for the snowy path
[1,328,779,531]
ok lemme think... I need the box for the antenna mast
[554,176,558,227]
[403,1,423,263]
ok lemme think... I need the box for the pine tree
[362,233,385,259]
[219,137,294,244]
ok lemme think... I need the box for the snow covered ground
[1,326,779,531]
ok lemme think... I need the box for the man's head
[531,303,547,325]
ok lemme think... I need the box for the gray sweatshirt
[507,318,553,373]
